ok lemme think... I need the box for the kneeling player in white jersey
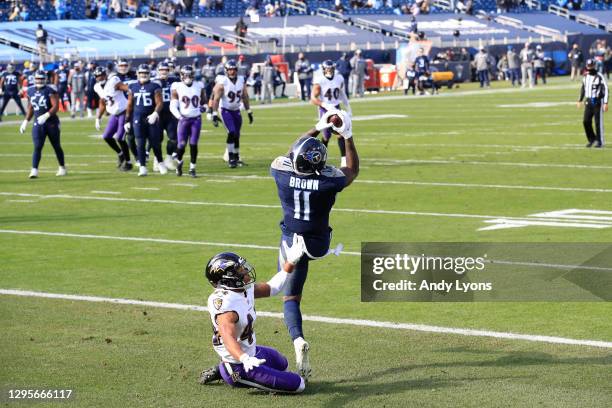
[209,59,253,168]
[310,60,351,167]
[93,67,134,171]
[169,66,206,177]
[199,234,307,393]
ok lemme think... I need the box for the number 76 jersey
[207,285,256,363]
[170,81,204,118]
[270,156,347,236]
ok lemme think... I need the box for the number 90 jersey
[207,285,257,364]
[94,75,128,116]
[171,81,204,118]
[270,156,347,235]
[216,75,245,111]
[313,72,345,106]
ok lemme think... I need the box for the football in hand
[327,114,343,128]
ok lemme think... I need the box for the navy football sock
[283,300,304,341]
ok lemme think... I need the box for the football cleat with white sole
[163,156,176,170]
[294,337,311,380]
[138,166,148,177]
[56,166,67,176]
[28,168,39,179]
[158,162,168,175]
[153,157,160,172]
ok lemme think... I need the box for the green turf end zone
[1,77,611,405]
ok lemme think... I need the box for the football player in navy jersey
[0,63,26,121]
[125,64,167,177]
[23,61,36,88]
[19,71,66,179]
[54,61,70,112]
[270,109,359,380]
[152,61,179,170]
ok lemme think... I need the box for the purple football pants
[177,116,201,148]
[221,108,242,136]
[102,112,126,141]
[219,346,304,393]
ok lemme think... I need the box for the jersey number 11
[293,190,311,221]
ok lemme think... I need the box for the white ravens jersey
[207,285,257,364]
[216,75,245,111]
[314,72,344,107]
[171,81,204,118]
[94,75,127,115]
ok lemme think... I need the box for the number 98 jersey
[313,72,345,106]
[216,75,245,111]
[171,81,204,118]
[94,75,127,115]
[207,285,256,363]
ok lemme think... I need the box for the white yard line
[0,228,331,253]
[90,190,121,195]
[170,183,198,187]
[131,187,160,191]
[366,158,612,170]
[3,192,612,225]
[1,288,609,349]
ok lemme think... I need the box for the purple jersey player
[209,59,253,168]
[199,237,307,393]
[19,71,66,179]
[270,109,359,380]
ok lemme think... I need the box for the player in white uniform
[311,60,351,167]
[199,235,307,393]
[209,59,253,168]
[93,67,134,171]
[169,65,206,177]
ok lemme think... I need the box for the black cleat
[189,168,197,178]
[229,160,237,169]
[120,161,133,172]
[198,366,222,385]
[595,143,604,148]
[586,141,594,148]
[176,162,183,177]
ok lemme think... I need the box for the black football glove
[212,112,220,127]
[247,110,254,124]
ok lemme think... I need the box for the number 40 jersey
[207,285,256,363]
[94,74,127,116]
[170,81,204,118]
[313,72,345,106]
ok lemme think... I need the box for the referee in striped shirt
[578,59,609,148]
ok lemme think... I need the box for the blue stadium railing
[0,0,609,22]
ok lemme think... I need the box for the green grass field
[1,77,611,407]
